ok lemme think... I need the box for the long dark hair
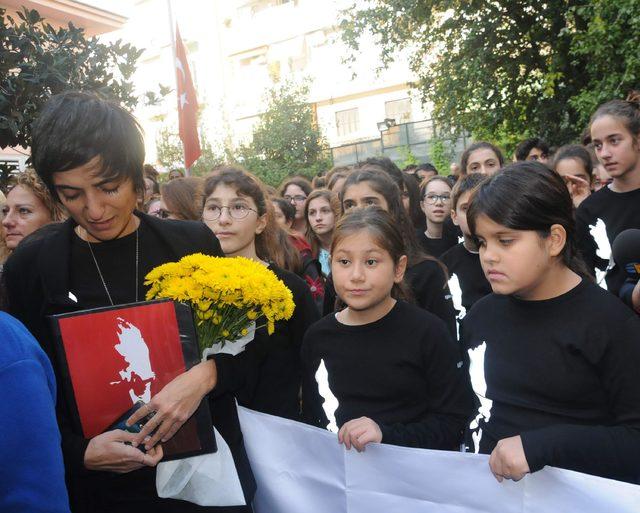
[341,167,427,267]
[304,188,341,258]
[331,208,410,301]
[467,162,591,277]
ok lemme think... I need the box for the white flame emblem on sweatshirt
[467,341,492,454]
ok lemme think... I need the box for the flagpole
[166,0,190,176]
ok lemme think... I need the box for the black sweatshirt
[404,259,457,337]
[461,279,640,483]
[301,300,472,450]
[575,186,640,295]
[416,229,458,258]
[214,265,319,421]
[441,243,492,312]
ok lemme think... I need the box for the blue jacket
[0,311,70,512]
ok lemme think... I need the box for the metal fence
[330,119,470,168]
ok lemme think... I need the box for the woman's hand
[489,435,530,482]
[84,430,163,473]
[127,359,217,450]
[338,417,382,452]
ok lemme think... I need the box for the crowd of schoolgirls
[1,90,639,513]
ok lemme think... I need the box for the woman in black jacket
[3,91,255,513]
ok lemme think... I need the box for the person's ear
[547,224,567,257]
[255,213,268,235]
[451,208,459,226]
[394,255,408,283]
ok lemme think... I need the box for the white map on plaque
[110,317,156,404]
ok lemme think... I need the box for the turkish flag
[175,26,201,169]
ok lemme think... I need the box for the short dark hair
[450,173,487,210]
[514,137,550,161]
[31,91,145,199]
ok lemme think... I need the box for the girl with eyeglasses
[202,167,319,421]
[417,176,458,258]
[279,176,312,235]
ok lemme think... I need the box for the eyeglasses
[149,208,173,219]
[202,204,258,220]
[423,194,451,204]
[284,195,307,203]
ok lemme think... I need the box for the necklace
[86,229,139,306]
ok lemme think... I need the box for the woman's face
[52,156,139,242]
[307,197,336,236]
[2,185,53,250]
[203,184,266,259]
[342,182,389,213]
[283,184,308,220]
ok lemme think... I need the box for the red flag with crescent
[175,25,201,169]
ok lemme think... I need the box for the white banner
[238,407,640,513]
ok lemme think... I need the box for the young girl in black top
[340,168,457,336]
[301,208,471,451]
[576,92,640,294]
[463,162,640,484]
[417,176,458,257]
[202,167,318,421]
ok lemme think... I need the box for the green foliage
[235,80,331,187]
[0,7,167,186]
[428,138,454,176]
[340,1,640,147]
[397,145,420,169]
[155,126,225,178]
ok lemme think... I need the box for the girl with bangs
[462,162,640,484]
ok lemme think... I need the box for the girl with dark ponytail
[575,91,640,295]
[461,162,640,484]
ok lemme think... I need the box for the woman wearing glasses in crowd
[279,176,312,235]
[4,92,257,512]
[417,176,458,258]
[202,167,319,420]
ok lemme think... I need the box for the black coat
[3,212,256,512]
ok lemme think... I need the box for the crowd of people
[0,89,639,513]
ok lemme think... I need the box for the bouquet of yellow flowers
[145,254,295,355]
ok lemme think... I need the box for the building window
[385,98,412,124]
[336,108,359,137]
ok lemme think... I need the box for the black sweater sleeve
[520,314,640,483]
[377,318,472,449]
[406,260,457,338]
